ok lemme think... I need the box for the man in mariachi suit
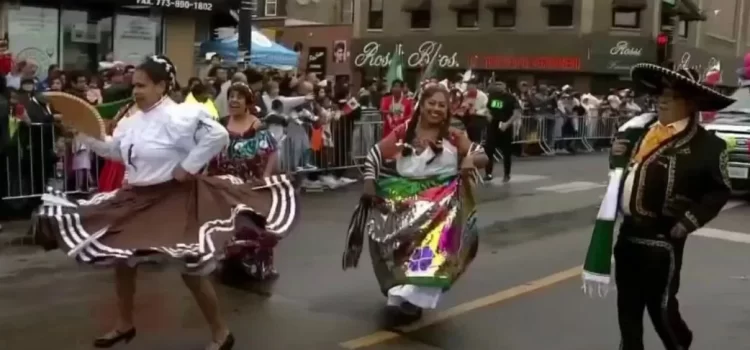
[582,64,734,350]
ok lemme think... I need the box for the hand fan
[44,91,106,140]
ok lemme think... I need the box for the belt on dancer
[620,215,679,239]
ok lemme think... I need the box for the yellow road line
[339,265,583,349]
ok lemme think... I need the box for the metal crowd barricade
[1,112,621,202]
[351,108,383,168]
[584,116,620,149]
[550,115,594,152]
[276,107,383,177]
[506,114,622,156]
[2,115,384,201]
[511,115,553,155]
[1,122,100,201]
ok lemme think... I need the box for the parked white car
[704,87,750,191]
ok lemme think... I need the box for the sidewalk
[0,221,34,252]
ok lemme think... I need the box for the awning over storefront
[540,0,574,6]
[485,0,516,9]
[402,0,431,11]
[200,27,299,68]
[672,43,742,86]
[448,0,478,11]
[665,0,706,21]
[611,0,647,10]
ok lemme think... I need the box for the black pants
[484,119,512,177]
[615,233,692,350]
[464,115,487,144]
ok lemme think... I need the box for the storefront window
[60,9,113,71]
[59,7,162,72]
[114,14,161,66]
[7,6,60,78]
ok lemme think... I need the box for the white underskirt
[386,284,442,309]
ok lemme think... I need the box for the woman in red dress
[379,80,413,139]
[97,103,137,191]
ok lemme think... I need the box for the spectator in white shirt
[461,79,489,143]
[262,80,309,115]
[6,59,37,90]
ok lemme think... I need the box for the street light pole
[237,0,256,68]
[658,0,678,68]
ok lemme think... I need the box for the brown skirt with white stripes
[32,174,298,275]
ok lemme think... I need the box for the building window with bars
[410,10,431,29]
[547,5,573,27]
[492,8,515,28]
[368,0,383,30]
[612,9,640,28]
[339,0,354,24]
[265,0,277,16]
[456,9,478,28]
[678,20,689,38]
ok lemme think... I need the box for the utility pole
[657,0,678,68]
[237,0,256,68]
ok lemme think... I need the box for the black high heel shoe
[93,328,136,348]
[209,332,234,350]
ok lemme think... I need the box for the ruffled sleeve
[363,122,407,180]
[258,129,278,154]
[76,117,133,161]
[166,104,230,174]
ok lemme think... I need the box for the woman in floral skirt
[343,84,487,321]
[207,82,284,280]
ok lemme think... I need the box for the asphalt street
[1,152,749,350]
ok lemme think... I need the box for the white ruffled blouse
[79,98,229,186]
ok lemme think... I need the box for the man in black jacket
[485,82,521,182]
[603,64,732,350]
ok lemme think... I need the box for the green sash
[582,113,655,297]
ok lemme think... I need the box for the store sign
[115,15,158,66]
[133,0,215,11]
[353,41,460,68]
[609,41,642,56]
[606,61,635,71]
[306,47,327,79]
[470,55,581,71]
[677,52,723,83]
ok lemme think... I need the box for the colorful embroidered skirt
[32,175,298,275]
[344,174,479,294]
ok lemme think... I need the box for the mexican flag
[414,47,441,97]
[96,98,132,120]
[582,168,622,298]
[385,44,404,89]
[341,97,360,116]
[582,113,654,298]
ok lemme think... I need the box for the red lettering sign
[469,55,581,71]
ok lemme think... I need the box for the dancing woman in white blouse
[33,56,298,350]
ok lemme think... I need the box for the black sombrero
[630,63,735,111]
